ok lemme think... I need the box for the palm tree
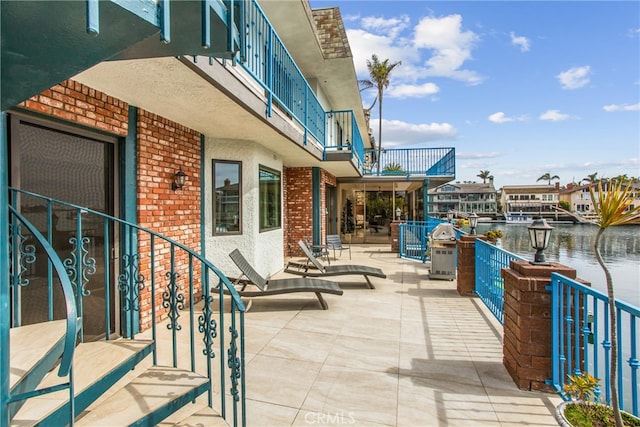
[537,172,560,185]
[589,180,640,427]
[477,170,491,183]
[359,54,401,174]
[583,172,599,184]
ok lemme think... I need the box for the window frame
[258,165,282,232]
[212,159,242,236]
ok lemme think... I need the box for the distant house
[560,181,640,214]
[500,184,560,215]
[428,182,498,217]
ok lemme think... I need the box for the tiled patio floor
[238,244,562,426]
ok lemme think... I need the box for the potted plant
[485,229,503,243]
[585,179,640,426]
[557,372,640,426]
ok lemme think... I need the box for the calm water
[475,223,640,307]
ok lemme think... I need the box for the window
[213,160,241,235]
[259,166,281,231]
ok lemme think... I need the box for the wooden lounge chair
[228,249,343,310]
[285,240,386,289]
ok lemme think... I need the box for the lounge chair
[228,249,343,310]
[285,240,386,289]
[326,234,351,260]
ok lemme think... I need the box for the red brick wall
[283,167,336,257]
[19,79,202,332]
[137,111,202,331]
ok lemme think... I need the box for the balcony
[362,147,456,181]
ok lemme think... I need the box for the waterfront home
[560,180,640,218]
[499,184,560,218]
[1,0,455,424]
[428,182,498,219]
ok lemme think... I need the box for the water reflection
[476,223,640,306]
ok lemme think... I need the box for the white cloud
[557,66,591,90]
[539,109,570,121]
[371,118,457,146]
[510,32,530,52]
[488,112,527,123]
[413,14,483,85]
[346,29,412,76]
[361,15,410,39]
[388,82,439,98]
[603,103,640,112]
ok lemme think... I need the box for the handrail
[8,206,78,377]
[364,147,456,177]
[9,187,246,425]
[550,272,639,417]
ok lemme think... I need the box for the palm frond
[590,180,640,228]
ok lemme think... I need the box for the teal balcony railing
[399,218,464,263]
[8,188,246,425]
[550,272,639,417]
[324,110,365,168]
[363,147,456,177]
[241,0,325,145]
[475,239,526,323]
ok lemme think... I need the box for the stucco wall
[204,138,284,278]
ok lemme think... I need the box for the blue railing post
[1,111,10,427]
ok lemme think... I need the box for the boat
[504,212,533,224]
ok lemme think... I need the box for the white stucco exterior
[204,138,284,278]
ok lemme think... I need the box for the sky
[309,0,640,189]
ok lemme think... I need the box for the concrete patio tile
[293,409,389,426]
[337,316,401,342]
[245,354,322,408]
[396,375,500,426]
[243,399,300,426]
[325,335,400,373]
[398,344,483,380]
[260,328,338,364]
[301,365,399,426]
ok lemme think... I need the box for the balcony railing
[363,147,456,177]
[550,272,639,417]
[324,110,365,168]
[475,239,526,323]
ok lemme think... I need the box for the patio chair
[326,234,351,259]
[284,240,386,289]
[227,249,343,310]
[304,238,331,265]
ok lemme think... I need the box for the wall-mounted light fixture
[172,168,188,191]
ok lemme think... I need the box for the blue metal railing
[550,272,639,417]
[364,147,456,177]
[241,0,326,145]
[324,110,365,168]
[475,239,526,324]
[8,188,247,425]
[399,218,464,262]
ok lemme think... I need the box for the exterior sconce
[527,217,553,265]
[447,210,454,223]
[396,207,401,220]
[172,168,188,191]
[468,212,479,235]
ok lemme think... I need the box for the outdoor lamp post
[469,212,479,235]
[527,217,553,265]
[447,210,454,223]
[396,207,401,220]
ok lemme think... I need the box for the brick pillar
[501,260,577,392]
[390,220,402,253]
[456,235,486,296]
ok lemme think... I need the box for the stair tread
[12,339,154,425]
[75,366,209,426]
[9,320,66,390]
[164,406,229,426]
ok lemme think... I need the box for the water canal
[475,223,640,307]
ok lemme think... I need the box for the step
[12,339,154,426]
[9,319,67,420]
[75,366,210,426]
[167,406,229,426]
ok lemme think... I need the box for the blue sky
[310,1,640,189]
